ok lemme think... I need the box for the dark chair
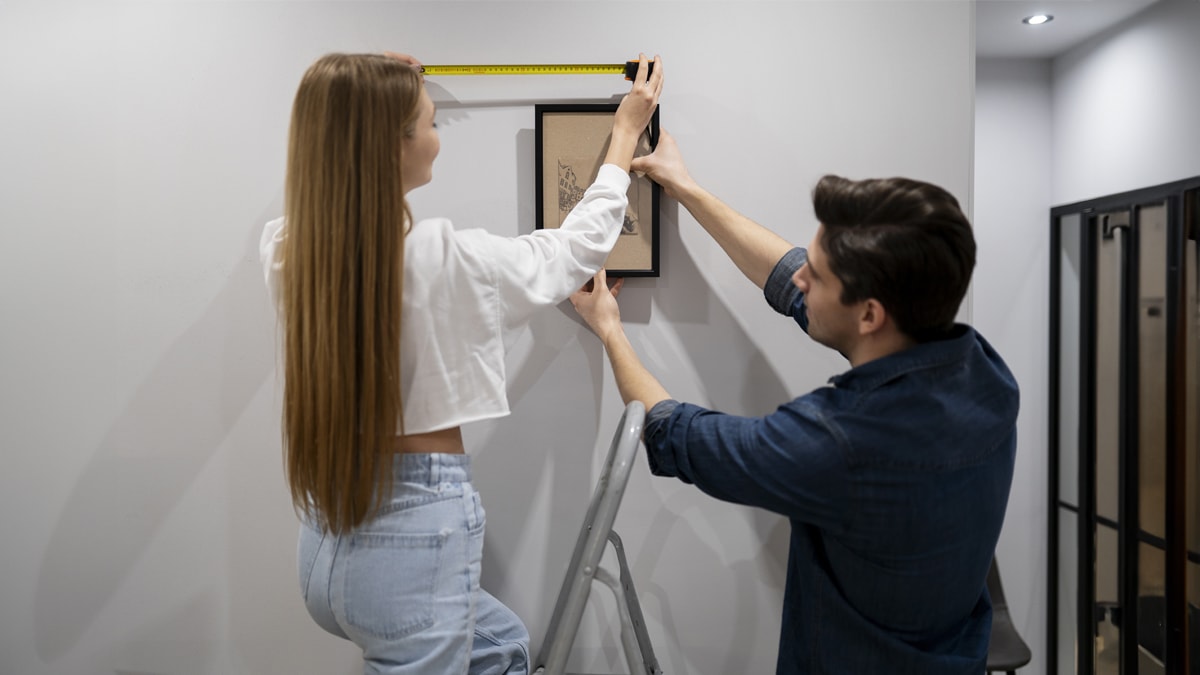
[986,556,1032,674]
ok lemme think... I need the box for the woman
[260,51,663,674]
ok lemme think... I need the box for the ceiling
[975,0,1161,59]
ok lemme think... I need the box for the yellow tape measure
[421,61,650,80]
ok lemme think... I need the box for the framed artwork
[535,103,660,277]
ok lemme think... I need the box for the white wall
[1053,0,1200,205]
[975,1,1200,673]
[0,2,973,673]
[975,57,1054,675]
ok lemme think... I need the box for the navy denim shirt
[644,248,1019,675]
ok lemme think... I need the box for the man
[569,131,1018,674]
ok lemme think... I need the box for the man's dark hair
[812,175,976,342]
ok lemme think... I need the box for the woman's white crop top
[261,163,630,433]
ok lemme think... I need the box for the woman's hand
[613,54,663,138]
[384,51,424,77]
[604,54,664,171]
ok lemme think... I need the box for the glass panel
[1096,211,1127,525]
[1058,508,1079,675]
[1060,213,1083,507]
[1139,647,1168,673]
[1138,543,1168,669]
[1139,202,1169,544]
[1096,523,1121,674]
[1191,564,1200,675]
[1134,203,1170,674]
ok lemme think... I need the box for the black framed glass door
[1049,177,1200,675]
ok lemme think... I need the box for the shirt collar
[827,324,976,391]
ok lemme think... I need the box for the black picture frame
[534,103,660,277]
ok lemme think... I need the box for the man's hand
[633,129,793,290]
[569,268,625,344]
[631,129,697,201]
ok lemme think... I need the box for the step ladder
[532,401,662,675]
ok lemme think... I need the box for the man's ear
[858,298,888,336]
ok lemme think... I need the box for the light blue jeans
[298,453,530,674]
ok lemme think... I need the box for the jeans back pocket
[340,530,448,640]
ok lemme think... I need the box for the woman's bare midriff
[391,426,465,454]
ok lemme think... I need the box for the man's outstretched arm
[631,130,793,290]
[570,271,848,525]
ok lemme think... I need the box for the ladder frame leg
[534,402,647,675]
[593,566,647,675]
[607,530,662,675]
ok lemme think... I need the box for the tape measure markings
[421,62,649,79]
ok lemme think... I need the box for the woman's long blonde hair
[280,53,421,534]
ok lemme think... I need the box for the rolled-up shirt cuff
[763,247,808,316]
[643,399,681,476]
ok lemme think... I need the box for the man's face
[791,225,862,354]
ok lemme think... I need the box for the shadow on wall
[33,207,280,661]
[637,490,790,674]
[655,201,795,418]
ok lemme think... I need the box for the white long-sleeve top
[261,163,630,434]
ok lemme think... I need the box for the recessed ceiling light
[1022,14,1054,26]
